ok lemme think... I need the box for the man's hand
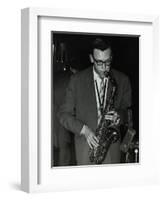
[81,125,99,149]
[104,110,120,125]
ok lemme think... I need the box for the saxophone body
[89,71,120,164]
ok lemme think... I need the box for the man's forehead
[93,48,112,58]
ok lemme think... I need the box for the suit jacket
[58,66,132,165]
[53,71,73,148]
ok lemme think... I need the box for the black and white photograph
[51,33,139,167]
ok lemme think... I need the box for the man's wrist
[80,125,87,135]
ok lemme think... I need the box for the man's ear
[89,54,94,63]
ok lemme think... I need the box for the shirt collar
[93,67,100,81]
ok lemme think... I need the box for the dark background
[51,32,139,166]
[52,32,139,139]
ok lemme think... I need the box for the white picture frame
[21,7,159,193]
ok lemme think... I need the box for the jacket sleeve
[118,76,132,124]
[57,75,84,135]
[121,76,132,109]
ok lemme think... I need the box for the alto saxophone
[89,71,120,164]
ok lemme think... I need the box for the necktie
[100,79,105,106]
[97,78,105,124]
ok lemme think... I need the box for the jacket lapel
[85,67,98,128]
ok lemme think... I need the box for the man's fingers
[87,139,93,149]
[91,139,99,148]
[105,112,120,123]
[91,136,99,147]
[107,111,115,114]
[87,136,99,148]
[93,136,99,143]
[105,115,113,120]
[115,118,120,125]
[84,126,99,148]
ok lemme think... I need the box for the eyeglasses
[93,56,112,66]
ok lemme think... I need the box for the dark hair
[91,38,112,53]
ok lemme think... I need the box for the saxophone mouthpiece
[104,70,110,78]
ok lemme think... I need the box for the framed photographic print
[21,7,159,193]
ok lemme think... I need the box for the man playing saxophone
[58,38,132,165]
